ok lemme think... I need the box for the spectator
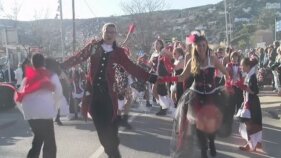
[14,63,23,88]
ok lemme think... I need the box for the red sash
[161,55,174,75]
[15,66,55,102]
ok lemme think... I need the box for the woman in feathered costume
[158,31,229,158]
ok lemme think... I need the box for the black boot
[146,101,152,107]
[209,141,216,157]
[201,150,208,158]
[116,115,122,127]
[120,115,133,130]
[156,108,167,116]
[196,129,208,158]
[108,149,121,158]
[55,113,63,126]
[55,118,63,126]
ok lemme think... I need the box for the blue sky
[0,0,222,21]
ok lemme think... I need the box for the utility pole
[3,28,11,82]
[72,0,76,54]
[224,0,229,46]
[59,0,65,58]
[275,17,277,41]
[228,7,232,43]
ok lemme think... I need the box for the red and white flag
[128,23,136,34]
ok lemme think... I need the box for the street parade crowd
[3,23,281,158]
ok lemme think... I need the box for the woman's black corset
[191,67,217,93]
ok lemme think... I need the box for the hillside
[0,0,280,56]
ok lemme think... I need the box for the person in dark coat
[61,23,157,158]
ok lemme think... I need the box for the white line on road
[88,112,142,158]
[89,146,104,158]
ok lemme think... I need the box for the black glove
[148,74,158,84]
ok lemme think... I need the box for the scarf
[15,66,55,103]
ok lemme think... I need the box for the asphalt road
[0,89,280,158]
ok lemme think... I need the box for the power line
[16,0,25,16]
[82,0,96,17]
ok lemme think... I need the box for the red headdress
[186,31,206,44]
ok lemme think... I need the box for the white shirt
[101,43,113,53]
[14,67,23,85]
[232,66,240,82]
[20,74,63,120]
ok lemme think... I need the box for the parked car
[0,82,16,110]
[0,69,4,82]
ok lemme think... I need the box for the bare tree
[0,0,7,18]
[0,1,3,15]
[0,0,23,22]
[0,0,25,31]
[120,0,167,53]
[21,9,61,57]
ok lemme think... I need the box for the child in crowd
[236,57,263,152]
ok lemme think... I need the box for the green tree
[257,9,275,30]
[238,39,247,49]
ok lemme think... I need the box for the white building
[208,7,216,13]
[243,7,252,13]
[208,21,217,25]
[266,3,281,9]
[195,25,207,30]
[234,18,250,23]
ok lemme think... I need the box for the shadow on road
[0,109,32,146]
[216,119,281,158]
[119,115,171,156]
[118,115,238,158]
[118,112,281,158]
[61,120,96,131]
[261,123,281,157]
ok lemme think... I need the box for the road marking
[89,146,104,158]
[88,112,141,158]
